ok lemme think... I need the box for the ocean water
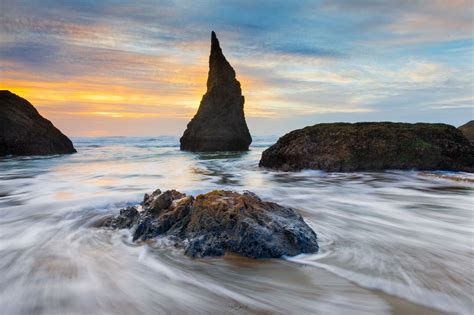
[0,136,472,315]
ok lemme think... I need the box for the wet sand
[220,253,446,315]
[377,291,445,315]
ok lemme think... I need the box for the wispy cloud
[0,0,472,136]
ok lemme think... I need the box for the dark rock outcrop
[459,121,474,144]
[102,189,318,258]
[259,122,474,172]
[180,31,252,151]
[0,90,76,156]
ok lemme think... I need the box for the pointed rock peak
[211,31,221,54]
[180,32,252,152]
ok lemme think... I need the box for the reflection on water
[0,136,472,314]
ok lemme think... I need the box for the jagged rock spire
[211,31,220,53]
[180,31,252,152]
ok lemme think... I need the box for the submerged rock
[459,120,474,144]
[0,90,76,156]
[102,189,318,258]
[259,122,474,172]
[180,31,252,152]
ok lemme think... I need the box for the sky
[0,0,473,136]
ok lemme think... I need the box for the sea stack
[180,31,252,151]
[0,90,76,156]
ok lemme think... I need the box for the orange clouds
[0,55,275,123]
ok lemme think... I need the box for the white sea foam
[0,136,472,314]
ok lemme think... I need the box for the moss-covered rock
[459,121,474,144]
[101,189,318,259]
[259,122,473,172]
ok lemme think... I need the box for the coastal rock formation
[459,121,474,144]
[102,189,318,258]
[0,90,76,156]
[180,31,252,151]
[259,122,474,172]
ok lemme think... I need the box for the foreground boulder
[180,31,252,151]
[0,90,76,156]
[260,122,474,172]
[459,121,474,144]
[102,189,318,258]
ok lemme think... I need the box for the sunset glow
[1,1,472,136]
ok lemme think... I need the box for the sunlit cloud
[0,0,472,136]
